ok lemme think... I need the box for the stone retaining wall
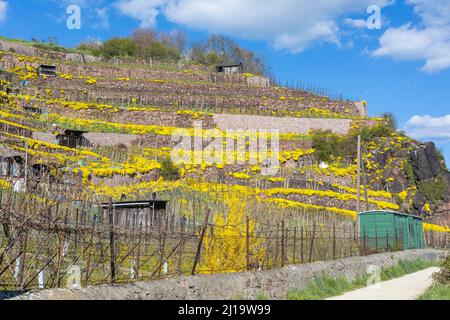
[214,114,353,134]
[8,249,446,300]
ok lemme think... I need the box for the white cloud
[344,18,368,29]
[114,0,391,53]
[0,1,8,23]
[373,0,450,73]
[115,0,167,29]
[404,115,450,141]
[95,7,110,29]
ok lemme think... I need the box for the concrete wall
[9,249,445,300]
[213,114,353,135]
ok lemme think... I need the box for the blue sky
[1,0,450,163]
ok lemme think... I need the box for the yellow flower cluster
[331,183,393,200]
[149,79,167,84]
[423,223,450,233]
[0,179,11,189]
[176,110,212,119]
[262,187,399,211]
[75,156,161,184]
[85,78,97,85]
[58,73,74,80]
[199,194,265,274]
[264,198,357,218]
[228,172,251,180]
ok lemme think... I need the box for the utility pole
[361,140,369,211]
[356,135,361,213]
[356,135,361,237]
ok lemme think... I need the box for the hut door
[408,218,416,249]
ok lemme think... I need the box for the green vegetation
[75,29,267,73]
[190,34,268,74]
[255,292,269,300]
[435,148,449,171]
[417,175,448,204]
[419,256,450,300]
[432,255,449,285]
[419,284,450,300]
[159,157,180,181]
[100,38,138,58]
[404,159,416,185]
[311,121,396,162]
[287,259,438,300]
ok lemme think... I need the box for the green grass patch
[287,259,439,300]
[255,292,269,300]
[418,284,450,300]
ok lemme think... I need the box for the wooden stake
[191,209,210,275]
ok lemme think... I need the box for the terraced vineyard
[0,39,448,291]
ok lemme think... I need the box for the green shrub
[418,284,450,300]
[404,160,416,185]
[159,157,180,181]
[418,175,448,204]
[433,256,449,285]
[101,37,138,58]
[145,41,180,62]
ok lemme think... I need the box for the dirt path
[327,267,439,300]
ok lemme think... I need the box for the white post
[38,270,45,289]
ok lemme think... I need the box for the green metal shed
[358,210,424,252]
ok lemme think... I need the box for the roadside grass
[232,292,269,300]
[255,292,269,300]
[419,255,450,300]
[418,284,450,300]
[287,259,439,300]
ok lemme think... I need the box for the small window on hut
[0,157,8,176]
[10,158,22,177]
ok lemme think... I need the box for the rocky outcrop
[410,142,442,181]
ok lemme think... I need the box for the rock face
[406,142,450,224]
[410,142,441,181]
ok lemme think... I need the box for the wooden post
[361,150,369,211]
[309,222,316,263]
[444,232,447,249]
[301,227,304,263]
[108,199,116,284]
[246,216,250,271]
[332,223,336,260]
[135,222,142,279]
[281,220,285,267]
[431,231,434,248]
[55,231,65,288]
[84,217,96,287]
[293,227,297,264]
[178,220,186,276]
[191,209,210,275]
[19,230,28,290]
[274,223,279,267]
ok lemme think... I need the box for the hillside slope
[0,37,449,229]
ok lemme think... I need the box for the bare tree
[169,30,188,53]
[130,28,157,57]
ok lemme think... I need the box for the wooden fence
[0,187,447,292]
